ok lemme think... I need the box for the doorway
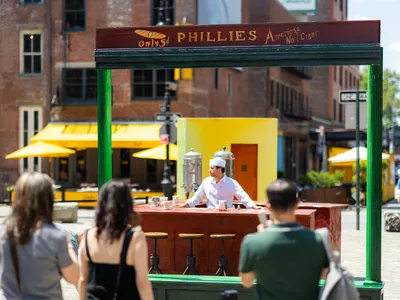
[231,144,258,200]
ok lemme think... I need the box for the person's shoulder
[242,231,265,245]
[203,176,213,184]
[42,223,67,240]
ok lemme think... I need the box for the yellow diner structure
[328,146,395,203]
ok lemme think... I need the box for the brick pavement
[0,206,399,299]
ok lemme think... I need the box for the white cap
[210,157,226,168]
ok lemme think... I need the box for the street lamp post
[157,0,174,200]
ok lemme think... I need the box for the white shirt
[186,175,255,209]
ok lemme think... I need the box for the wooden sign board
[96,21,380,50]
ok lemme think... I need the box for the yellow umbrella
[132,144,178,161]
[6,142,75,159]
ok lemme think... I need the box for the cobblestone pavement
[0,204,400,299]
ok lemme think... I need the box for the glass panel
[24,56,32,73]
[133,84,152,98]
[86,69,97,84]
[64,13,75,30]
[65,85,83,99]
[23,132,28,146]
[65,0,77,10]
[23,35,31,52]
[33,35,41,52]
[34,111,39,132]
[65,69,83,83]
[75,11,85,29]
[86,85,97,99]
[157,69,166,82]
[23,111,28,130]
[134,70,153,83]
[33,55,41,73]
[156,84,165,98]
[34,157,39,172]
[23,158,28,172]
[75,0,85,10]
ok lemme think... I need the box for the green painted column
[366,48,383,283]
[97,69,113,188]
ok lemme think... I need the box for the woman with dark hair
[0,172,79,299]
[78,180,154,300]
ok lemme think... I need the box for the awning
[30,122,162,149]
[133,144,178,161]
[329,146,390,163]
[6,142,75,159]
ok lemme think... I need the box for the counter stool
[145,232,168,274]
[179,233,204,275]
[210,234,235,276]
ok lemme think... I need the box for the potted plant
[299,171,347,204]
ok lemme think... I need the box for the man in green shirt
[239,179,329,300]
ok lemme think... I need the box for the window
[339,67,343,86]
[63,0,85,31]
[76,150,86,183]
[20,31,42,75]
[147,159,158,184]
[151,0,175,25]
[63,69,97,104]
[132,69,176,100]
[345,70,348,89]
[23,0,43,4]
[334,66,337,82]
[19,107,42,174]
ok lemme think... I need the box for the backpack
[316,228,360,300]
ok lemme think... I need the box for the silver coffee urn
[182,148,202,200]
[213,146,235,178]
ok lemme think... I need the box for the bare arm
[133,231,154,300]
[60,234,80,288]
[77,235,89,300]
[184,181,206,207]
[233,180,256,208]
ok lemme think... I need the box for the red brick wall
[0,1,49,182]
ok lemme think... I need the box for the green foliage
[301,171,344,189]
[359,67,400,129]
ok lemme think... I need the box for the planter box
[300,187,347,204]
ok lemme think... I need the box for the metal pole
[356,91,360,230]
[97,69,113,188]
[366,48,383,283]
[161,83,173,200]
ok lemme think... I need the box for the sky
[348,0,399,72]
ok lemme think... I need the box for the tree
[359,67,400,129]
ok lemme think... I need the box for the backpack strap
[315,227,333,262]
[113,228,135,300]
[7,229,21,292]
[84,229,92,263]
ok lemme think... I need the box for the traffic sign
[160,123,177,144]
[339,90,367,103]
[155,113,182,123]
[160,134,169,144]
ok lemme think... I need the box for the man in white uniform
[180,157,259,209]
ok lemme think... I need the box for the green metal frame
[95,35,383,289]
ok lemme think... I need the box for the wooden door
[231,144,258,200]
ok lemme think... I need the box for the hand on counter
[177,202,189,208]
[252,205,262,210]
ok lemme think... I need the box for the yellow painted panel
[176,118,278,201]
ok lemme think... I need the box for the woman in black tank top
[78,181,154,300]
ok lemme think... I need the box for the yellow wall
[176,118,278,200]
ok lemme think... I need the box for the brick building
[305,0,361,170]
[0,0,331,190]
